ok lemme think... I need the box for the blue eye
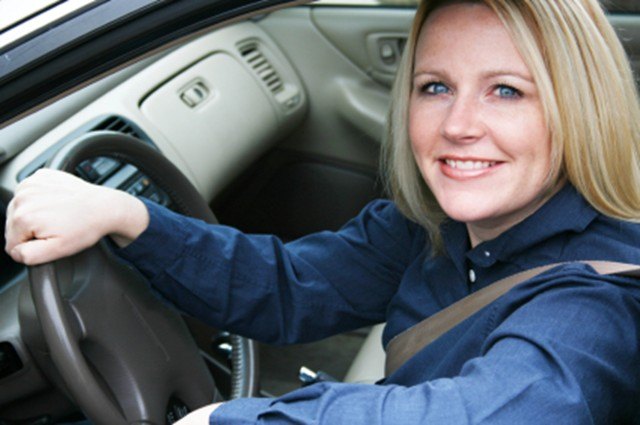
[422,82,450,95]
[495,85,521,98]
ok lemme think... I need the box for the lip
[438,156,504,180]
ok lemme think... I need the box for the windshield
[0,0,102,51]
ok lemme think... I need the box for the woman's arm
[6,168,423,344]
[116,196,422,344]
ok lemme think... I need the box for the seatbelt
[384,261,640,377]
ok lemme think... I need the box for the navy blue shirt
[120,184,640,424]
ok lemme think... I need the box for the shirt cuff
[116,198,187,279]
[210,397,273,424]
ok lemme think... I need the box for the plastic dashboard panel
[140,53,278,188]
[0,20,306,203]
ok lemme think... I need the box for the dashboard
[0,20,306,196]
[0,16,307,421]
[0,16,309,282]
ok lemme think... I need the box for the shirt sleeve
[117,198,423,344]
[209,267,640,424]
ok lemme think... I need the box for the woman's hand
[175,403,223,424]
[5,169,149,265]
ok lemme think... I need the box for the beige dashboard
[0,20,307,203]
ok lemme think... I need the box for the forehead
[414,2,529,74]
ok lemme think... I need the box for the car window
[602,0,640,13]
[0,0,101,51]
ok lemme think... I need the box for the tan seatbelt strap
[384,261,640,377]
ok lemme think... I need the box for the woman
[6,0,640,423]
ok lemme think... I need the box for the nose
[440,94,485,143]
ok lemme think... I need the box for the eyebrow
[483,69,535,83]
[413,68,535,83]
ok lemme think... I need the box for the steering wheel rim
[28,131,258,424]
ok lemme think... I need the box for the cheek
[408,102,437,157]
[540,135,552,170]
[515,136,553,195]
[524,121,552,172]
[502,109,551,170]
[408,103,421,152]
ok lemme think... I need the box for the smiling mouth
[442,159,498,170]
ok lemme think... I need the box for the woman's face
[409,3,553,246]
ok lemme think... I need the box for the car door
[212,3,416,241]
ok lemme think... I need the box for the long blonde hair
[382,0,640,252]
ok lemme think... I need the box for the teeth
[445,159,496,170]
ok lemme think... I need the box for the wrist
[107,190,150,247]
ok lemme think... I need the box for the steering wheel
[27,131,258,425]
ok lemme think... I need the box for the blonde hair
[382,0,640,252]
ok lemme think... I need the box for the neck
[466,182,564,248]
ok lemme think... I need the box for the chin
[437,198,499,224]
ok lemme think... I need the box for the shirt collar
[441,184,599,269]
[440,217,470,277]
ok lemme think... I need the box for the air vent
[239,43,284,95]
[93,116,141,139]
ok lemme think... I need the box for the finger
[5,189,61,253]
[4,202,38,254]
[4,212,27,255]
[4,198,14,245]
[10,239,63,266]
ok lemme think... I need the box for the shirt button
[468,268,476,283]
[484,251,491,257]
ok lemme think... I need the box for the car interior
[0,0,639,424]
